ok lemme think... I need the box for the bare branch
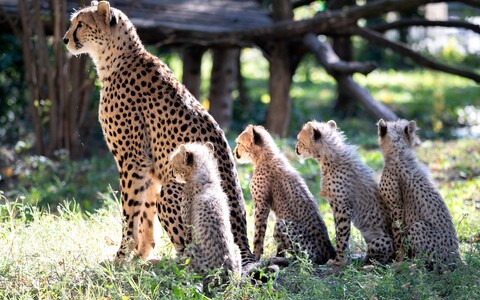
[370,19,480,34]
[326,0,356,10]
[303,33,398,121]
[292,0,317,9]
[356,27,480,83]
[136,0,456,46]
[303,35,377,75]
[2,0,478,46]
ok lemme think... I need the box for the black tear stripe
[73,25,80,44]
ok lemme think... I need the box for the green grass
[1,137,479,299]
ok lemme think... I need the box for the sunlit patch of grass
[418,139,480,182]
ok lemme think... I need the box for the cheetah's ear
[97,1,117,26]
[185,151,194,166]
[91,1,99,6]
[377,119,387,138]
[327,120,337,129]
[312,127,321,142]
[405,120,420,146]
[252,126,262,146]
[406,120,417,135]
[179,144,187,153]
[205,142,215,153]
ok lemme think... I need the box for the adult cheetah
[63,1,254,264]
[234,125,335,264]
[377,119,461,268]
[169,143,241,282]
[296,120,394,264]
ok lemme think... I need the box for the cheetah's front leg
[331,202,353,265]
[253,204,270,260]
[391,209,406,261]
[250,174,272,261]
[117,171,158,260]
[379,174,404,261]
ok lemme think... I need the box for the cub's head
[295,120,344,160]
[169,142,215,184]
[234,125,277,164]
[63,1,121,55]
[377,119,420,155]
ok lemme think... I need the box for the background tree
[208,47,240,130]
[2,0,95,158]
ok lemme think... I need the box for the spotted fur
[377,119,461,268]
[169,143,241,280]
[296,120,394,264]
[63,1,253,264]
[234,125,335,264]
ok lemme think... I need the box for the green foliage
[0,35,28,143]
[233,49,480,142]
[3,151,117,212]
[352,70,480,140]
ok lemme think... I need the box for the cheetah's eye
[77,21,83,28]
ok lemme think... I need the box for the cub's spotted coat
[169,143,241,279]
[296,120,394,264]
[63,1,253,264]
[234,125,335,264]
[377,119,461,267]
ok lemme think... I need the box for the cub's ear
[405,120,420,146]
[91,1,99,6]
[97,1,116,26]
[405,120,417,136]
[327,120,337,129]
[109,9,117,26]
[185,151,194,166]
[312,127,321,142]
[252,126,262,146]
[377,119,387,138]
[205,142,215,153]
[305,122,321,142]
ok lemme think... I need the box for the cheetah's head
[377,119,421,156]
[295,120,345,161]
[169,142,215,184]
[63,1,120,56]
[234,125,278,164]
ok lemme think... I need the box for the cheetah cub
[296,120,394,265]
[377,119,461,268]
[169,143,241,280]
[234,125,335,264]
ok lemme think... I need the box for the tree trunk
[15,0,95,159]
[265,43,293,137]
[236,51,248,107]
[265,0,293,138]
[181,45,205,100]
[332,35,357,116]
[303,33,398,121]
[208,47,239,131]
[18,0,45,154]
[329,0,356,116]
